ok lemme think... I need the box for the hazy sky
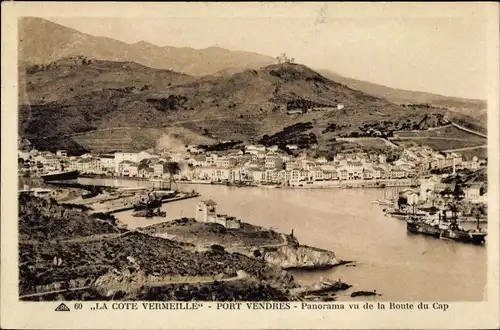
[47,3,495,99]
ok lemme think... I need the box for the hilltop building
[195,200,241,229]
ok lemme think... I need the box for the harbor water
[77,178,487,301]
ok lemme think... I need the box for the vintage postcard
[1,2,499,329]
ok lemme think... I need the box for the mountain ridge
[19,17,486,111]
[19,17,276,76]
[19,57,482,155]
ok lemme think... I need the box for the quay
[287,178,418,189]
[45,180,113,190]
[77,175,418,190]
[88,191,200,215]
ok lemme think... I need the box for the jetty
[88,191,200,215]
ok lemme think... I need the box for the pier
[88,191,200,215]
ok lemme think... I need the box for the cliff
[262,245,343,270]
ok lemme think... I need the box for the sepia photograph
[2,2,499,329]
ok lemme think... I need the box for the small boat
[82,190,99,199]
[133,208,167,218]
[133,196,162,211]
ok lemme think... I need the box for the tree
[397,195,408,209]
[452,184,465,201]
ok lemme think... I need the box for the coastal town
[12,11,492,311]
[18,134,488,235]
[18,139,485,189]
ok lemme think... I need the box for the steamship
[406,214,487,245]
[41,170,80,182]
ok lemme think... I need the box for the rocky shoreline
[19,195,354,301]
[139,219,348,270]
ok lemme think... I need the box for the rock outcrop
[262,245,342,269]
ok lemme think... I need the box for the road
[19,271,245,300]
[451,122,487,138]
[32,115,236,141]
[389,136,483,142]
[441,145,487,153]
[19,286,91,299]
[21,232,128,246]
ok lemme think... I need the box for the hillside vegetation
[19,17,486,144]
[18,196,295,299]
[20,56,478,155]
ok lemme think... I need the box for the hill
[19,57,484,154]
[19,17,276,76]
[318,69,487,120]
[18,195,295,299]
[19,17,486,127]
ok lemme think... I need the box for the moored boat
[406,215,487,245]
[41,170,80,182]
[133,208,167,218]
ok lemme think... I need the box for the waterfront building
[215,156,234,168]
[119,161,138,177]
[464,183,482,201]
[99,154,115,173]
[278,169,292,182]
[251,169,266,182]
[289,169,300,182]
[390,167,406,179]
[230,167,246,182]
[213,168,231,181]
[153,163,165,178]
[310,168,324,180]
[115,152,139,173]
[265,155,284,169]
[138,163,154,178]
[265,169,279,182]
[346,161,363,179]
[362,168,374,180]
[195,167,215,181]
[372,167,383,179]
[34,153,60,168]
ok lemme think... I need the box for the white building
[99,155,115,173]
[195,200,241,229]
[114,151,152,173]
